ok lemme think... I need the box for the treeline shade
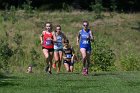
[0,0,139,11]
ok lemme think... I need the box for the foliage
[90,0,104,19]
[0,0,139,12]
[91,40,116,71]
[0,9,139,73]
[14,48,24,59]
[13,33,22,46]
[109,0,117,17]
[110,0,117,12]
[0,40,13,71]
[22,0,35,16]
[120,54,140,71]
[29,48,40,67]
[1,0,35,21]
[62,3,73,12]
[1,6,17,23]
[12,33,25,67]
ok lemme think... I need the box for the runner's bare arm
[62,32,67,43]
[71,47,78,61]
[72,47,75,54]
[76,31,81,45]
[63,53,67,60]
[40,32,44,44]
[90,30,94,42]
[52,31,57,42]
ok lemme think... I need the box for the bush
[29,48,40,67]
[22,0,35,18]
[12,33,25,67]
[110,0,117,12]
[62,3,73,12]
[0,40,13,72]
[120,54,140,71]
[13,33,22,46]
[90,0,104,19]
[1,6,17,24]
[90,40,116,71]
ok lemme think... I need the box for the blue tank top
[54,34,63,49]
[79,29,91,48]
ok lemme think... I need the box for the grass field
[0,11,140,72]
[0,71,140,93]
[0,11,140,93]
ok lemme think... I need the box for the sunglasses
[83,25,88,27]
[56,29,61,30]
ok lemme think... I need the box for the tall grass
[0,10,140,73]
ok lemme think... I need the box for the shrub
[90,40,116,71]
[29,48,40,67]
[110,0,117,18]
[90,0,104,19]
[1,6,17,23]
[62,3,73,12]
[22,0,36,19]
[22,0,34,14]
[0,40,13,72]
[13,33,22,46]
[12,33,25,67]
[110,0,117,12]
[120,54,140,71]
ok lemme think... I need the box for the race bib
[66,54,72,58]
[56,36,62,47]
[46,40,52,45]
[57,39,62,43]
[57,42,62,47]
[82,40,89,44]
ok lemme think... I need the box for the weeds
[120,54,140,71]
[0,40,13,72]
[90,40,115,71]
[0,9,139,72]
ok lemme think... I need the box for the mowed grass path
[0,71,140,93]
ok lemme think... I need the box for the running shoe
[52,63,56,69]
[86,68,88,74]
[82,68,87,76]
[45,66,49,73]
[48,71,52,74]
[27,66,33,73]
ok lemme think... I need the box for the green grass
[0,71,140,93]
[0,11,140,73]
[0,10,140,93]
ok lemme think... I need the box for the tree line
[0,0,139,12]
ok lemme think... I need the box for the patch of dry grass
[0,11,140,72]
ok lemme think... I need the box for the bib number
[66,54,72,58]
[57,42,62,47]
[46,40,52,45]
[82,40,89,44]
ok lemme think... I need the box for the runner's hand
[41,41,43,45]
[76,42,79,46]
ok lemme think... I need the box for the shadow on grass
[127,81,140,87]
[0,74,21,87]
[91,72,119,76]
[51,72,119,77]
[131,22,140,32]
[56,72,80,75]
